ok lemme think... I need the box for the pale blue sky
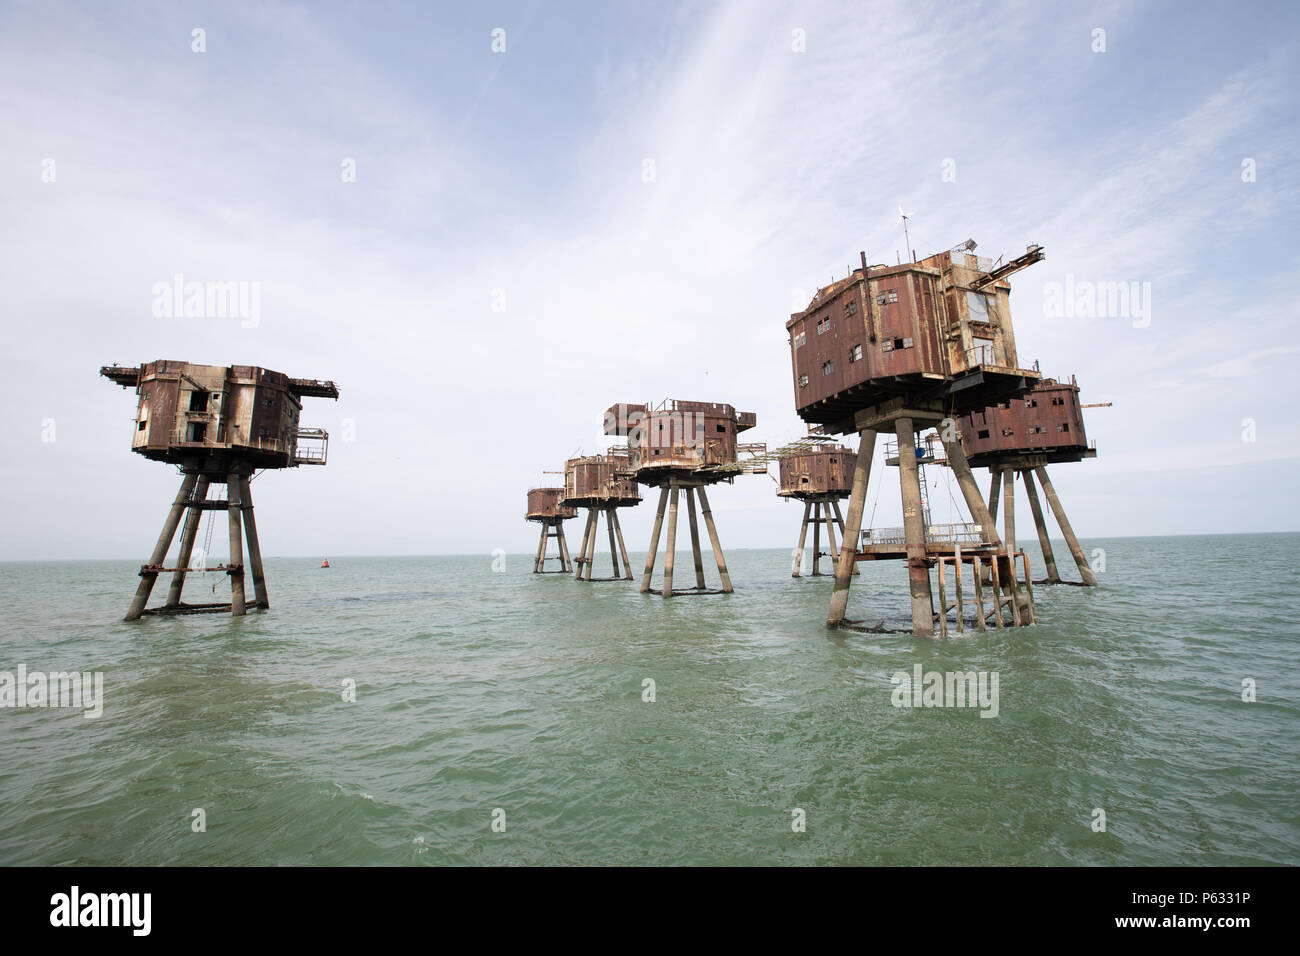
[2,0,1297,559]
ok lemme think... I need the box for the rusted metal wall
[777,446,858,497]
[604,403,647,436]
[960,378,1091,462]
[937,251,1023,377]
[612,399,758,476]
[526,487,576,520]
[787,247,1035,425]
[104,360,335,469]
[563,454,641,505]
[787,264,944,414]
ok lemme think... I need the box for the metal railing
[862,522,986,548]
[882,436,947,464]
[292,427,329,465]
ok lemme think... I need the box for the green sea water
[1,534,1297,866]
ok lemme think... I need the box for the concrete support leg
[640,486,670,593]
[535,522,549,574]
[827,428,876,627]
[582,511,598,582]
[1002,469,1017,557]
[897,418,934,637]
[942,437,1002,546]
[557,521,572,573]
[1034,465,1098,586]
[240,475,269,609]
[972,556,987,632]
[226,472,247,617]
[696,485,732,593]
[662,483,680,598]
[1022,469,1060,583]
[987,468,1002,525]
[165,475,209,608]
[606,509,618,578]
[792,500,812,577]
[573,511,593,579]
[685,488,706,590]
[811,501,823,576]
[125,473,199,621]
[824,500,841,580]
[830,499,858,574]
[612,510,633,580]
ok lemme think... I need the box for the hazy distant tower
[604,400,765,597]
[525,487,577,574]
[563,450,641,581]
[777,444,860,577]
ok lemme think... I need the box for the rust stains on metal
[101,359,339,622]
[787,243,1044,431]
[561,452,642,507]
[526,487,577,574]
[100,360,339,469]
[960,375,1096,468]
[525,487,577,521]
[604,398,764,487]
[777,445,857,499]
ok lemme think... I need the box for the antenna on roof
[896,205,913,261]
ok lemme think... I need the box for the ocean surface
[1,534,1297,866]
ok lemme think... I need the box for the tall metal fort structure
[101,360,337,620]
[786,241,1045,636]
[604,400,765,597]
[525,487,577,574]
[564,450,642,581]
[960,375,1102,586]
[776,444,859,577]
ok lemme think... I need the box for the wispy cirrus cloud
[1,0,1297,559]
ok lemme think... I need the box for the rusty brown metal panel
[777,446,858,497]
[960,378,1093,464]
[526,487,576,520]
[603,403,646,436]
[610,398,761,486]
[562,453,644,507]
[789,245,1041,431]
[148,377,178,451]
[104,359,336,471]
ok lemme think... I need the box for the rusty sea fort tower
[776,443,860,578]
[525,487,577,574]
[102,361,338,620]
[604,400,766,597]
[959,374,1103,586]
[786,241,1048,636]
[563,450,642,581]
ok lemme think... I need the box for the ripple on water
[0,540,1297,865]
